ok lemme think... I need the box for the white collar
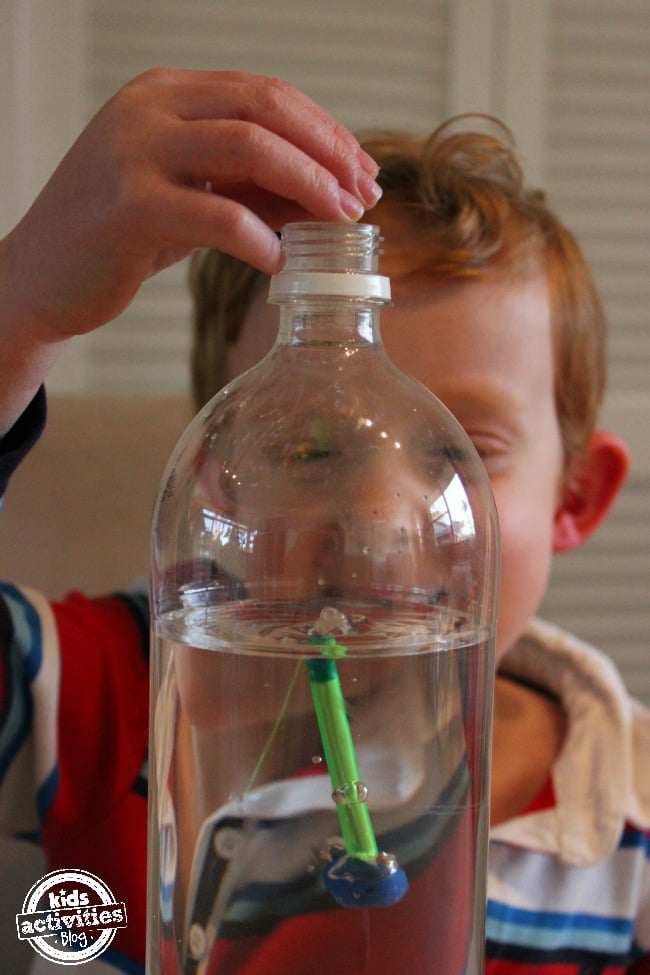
[490,618,650,865]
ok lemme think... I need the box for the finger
[138,70,379,201]
[165,70,374,164]
[166,119,372,222]
[154,185,284,274]
[204,182,366,233]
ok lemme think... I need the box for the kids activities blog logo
[16,868,127,966]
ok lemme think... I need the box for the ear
[553,430,630,553]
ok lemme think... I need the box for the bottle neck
[276,297,383,348]
[268,222,392,349]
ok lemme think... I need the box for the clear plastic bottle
[147,223,499,975]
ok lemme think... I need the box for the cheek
[490,481,557,660]
[173,644,315,732]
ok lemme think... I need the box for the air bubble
[188,924,207,960]
[332,780,368,805]
[214,826,242,859]
[376,851,399,873]
[320,838,345,862]
[314,605,351,637]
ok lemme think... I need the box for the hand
[0,69,380,432]
[1,68,380,341]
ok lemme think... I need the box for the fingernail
[356,170,383,208]
[358,150,380,177]
[338,188,365,221]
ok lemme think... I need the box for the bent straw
[307,635,379,861]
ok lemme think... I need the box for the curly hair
[189,115,606,467]
[362,118,607,466]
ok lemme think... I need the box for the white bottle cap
[268,271,391,303]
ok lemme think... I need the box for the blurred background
[0,0,647,696]
[0,3,648,971]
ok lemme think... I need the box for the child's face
[379,271,564,661]
[234,269,564,662]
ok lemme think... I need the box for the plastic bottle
[147,222,499,974]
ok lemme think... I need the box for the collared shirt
[1,584,648,973]
[487,618,650,973]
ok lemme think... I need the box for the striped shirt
[487,619,650,974]
[0,583,648,973]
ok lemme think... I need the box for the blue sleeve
[0,388,46,502]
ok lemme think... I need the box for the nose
[308,521,346,597]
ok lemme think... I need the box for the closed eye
[290,443,335,462]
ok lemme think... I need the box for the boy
[1,79,648,974]
[188,123,650,972]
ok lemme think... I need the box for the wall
[0,5,647,971]
[0,0,648,694]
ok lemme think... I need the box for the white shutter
[539,0,650,703]
[84,0,450,394]
[47,0,650,702]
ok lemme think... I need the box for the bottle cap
[268,271,391,302]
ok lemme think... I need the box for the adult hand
[0,69,380,431]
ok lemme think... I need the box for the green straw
[307,635,379,861]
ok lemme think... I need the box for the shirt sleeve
[0,583,149,841]
[628,952,650,973]
[0,387,46,502]
[0,582,58,837]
